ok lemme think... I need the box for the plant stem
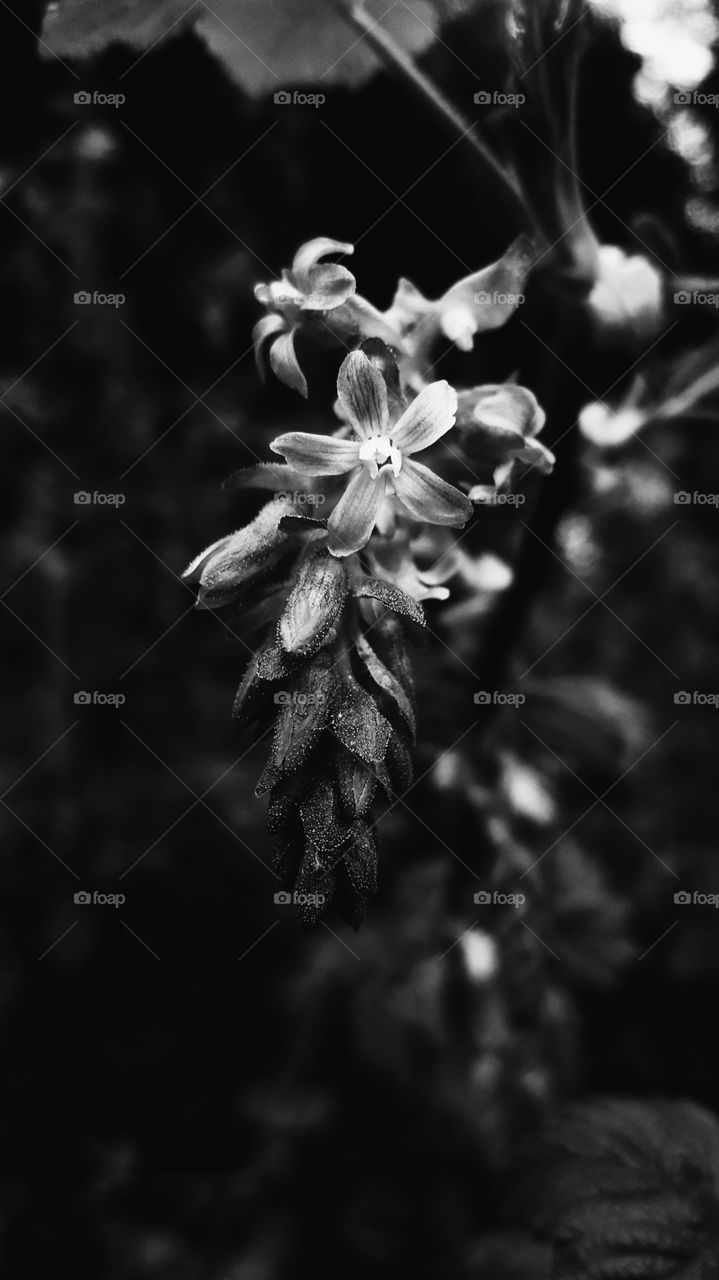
[330,0,536,235]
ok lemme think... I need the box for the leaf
[41,0,194,56]
[195,0,438,95]
[256,643,292,681]
[331,678,391,766]
[222,463,315,493]
[385,731,413,793]
[353,576,425,627]
[271,654,332,775]
[354,632,416,737]
[232,649,264,726]
[299,776,353,860]
[518,1098,719,1280]
[42,0,439,94]
[336,824,378,926]
[294,851,335,927]
[337,750,379,820]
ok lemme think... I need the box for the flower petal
[327,466,386,556]
[302,263,356,311]
[471,384,546,437]
[437,235,535,346]
[381,276,432,336]
[337,349,389,441]
[252,313,287,377]
[514,437,556,476]
[392,380,458,455]
[291,237,354,291]
[394,458,473,527]
[269,328,308,398]
[270,432,360,476]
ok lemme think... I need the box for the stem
[330,0,536,235]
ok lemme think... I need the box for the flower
[367,529,456,602]
[453,383,554,490]
[380,236,535,381]
[253,237,356,397]
[270,350,473,557]
[587,245,664,341]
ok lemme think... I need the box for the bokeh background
[2,1,719,1276]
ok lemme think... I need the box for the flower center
[357,435,402,479]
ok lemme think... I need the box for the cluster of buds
[184,238,555,925]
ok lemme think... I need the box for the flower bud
[182,502,288,608]
[278,546,348,656]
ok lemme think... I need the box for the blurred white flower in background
[590,0,717,105]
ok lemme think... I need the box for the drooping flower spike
[253,237,356,397]
[270,350,473,556]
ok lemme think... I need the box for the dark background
[2,2,719,1276]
